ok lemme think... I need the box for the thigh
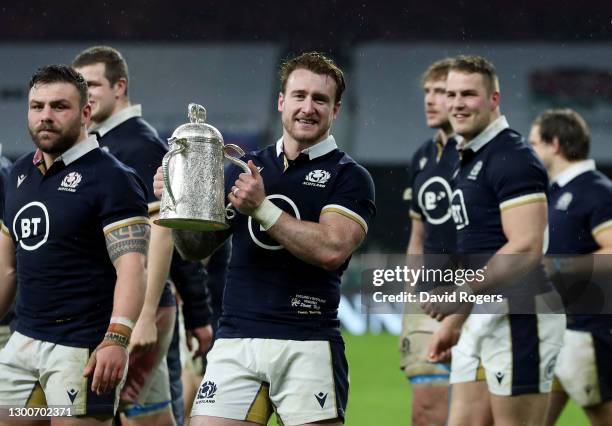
[555,329,600,407]
[490,393,549,426]
[447,381,492,426]
[0,332,42,406]
[121,305,176,409]
[266,340,347,426]
[400,314,450,381]
[41,340,123,418]
[481,314,564,396]
[191,339,273,425]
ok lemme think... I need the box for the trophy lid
[170,103,224,143]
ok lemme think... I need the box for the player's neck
[110,98,131,117]
[435,126,453,146]
[549,157,577,182]
[42,129,89,169]
[282,132,329,160]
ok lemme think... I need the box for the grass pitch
[342,333,588,425]
[268,332,589,425]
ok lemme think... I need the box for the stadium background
[1,1,610,424]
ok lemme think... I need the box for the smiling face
[27,82,90,155]
[445,71,500,142]
[278,68,340,146]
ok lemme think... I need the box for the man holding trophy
[154,52,376,425]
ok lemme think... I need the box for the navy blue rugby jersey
[450,117,550,295]
[1,136,149,347]
[92,105,175,307]
[409,136,458,254]
[546,160,612,331]
[0,154,13,326]
[217,136,376,341]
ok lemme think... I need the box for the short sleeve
[590,185,612,237]
[488,144,548,211]
[321,163,376,234]
[99,165,149,235]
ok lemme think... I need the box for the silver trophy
[154,103,250,231]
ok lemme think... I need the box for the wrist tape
[252,199,283,231]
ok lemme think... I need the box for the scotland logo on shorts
[304,169,331,188]
[195,381,217,404]
[12,201,50,251]
[417,177,453,225]
[59,172,82,193]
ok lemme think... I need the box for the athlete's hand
[153,166,164,199]
[427,322,461,363]
[129,310,158,353]
[421,285,471,321]
[186,325,214,357]
[83,344,128,395]
[228,160,266,216]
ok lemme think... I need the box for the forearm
[0,271,16,321]
[141,221,174,315]
[472,242,542,294]
[266,213,352,271]
[112,254,147,324]
[173,229,230,261]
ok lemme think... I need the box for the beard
[29,120,82,155]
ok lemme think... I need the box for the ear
[277,92,284,112]
[82,102,92,126]
[551,137,562,154]
[490,91,501,110]
[113,77,128,98]
[332,101,341,119]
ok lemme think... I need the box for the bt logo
[12,201,49,251]
[417,177,452,225]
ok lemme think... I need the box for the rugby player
[425,56,565,426]
[399,58,457,426]
[0,65,149,420]
[74,46,213,426]
[528,109,612,426]
[154,51,376,426]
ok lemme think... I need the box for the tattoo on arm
[105,223,151,263]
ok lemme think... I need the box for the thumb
[427,339,440,362]
[247,160,259,177]
[83,351,97,377]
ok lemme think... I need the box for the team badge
[195,381,217,404]
[467,160,483,180]
[59,172,82,192]
[555,192,573,211]
[304,169,331,188]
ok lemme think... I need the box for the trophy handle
[162,137,187,210]
[223,144,251,174]
[223,144,252,219]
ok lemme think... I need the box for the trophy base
[154,218,229,231]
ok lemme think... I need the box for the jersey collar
[275,135,337,160]
[552,159,596,188]
[89,104,142,137]
[57,135,100,165]
[456,115,509,153]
